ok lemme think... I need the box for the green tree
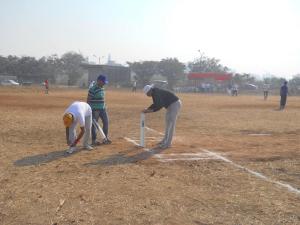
[5,55,20,77]
[188,53,230,73]
[41,55,63,82]
[263,76,286,89]
[289,74,300,95]
[127,61,158,86]
[232,73,257,86]
[61,52,86,85]
[158,58,185,89]
[0,56,9,74]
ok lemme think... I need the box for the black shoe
[92,141,101,146]
[102,138,112,144]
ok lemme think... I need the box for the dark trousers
[92,109,109,141]
[263,91,268,100]
[280,95,287,109]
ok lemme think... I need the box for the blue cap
[97,74,108,84]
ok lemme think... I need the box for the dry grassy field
[0,86,299,225]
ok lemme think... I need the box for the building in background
[81,63,131,86]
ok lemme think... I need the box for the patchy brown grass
[0,86,299,225]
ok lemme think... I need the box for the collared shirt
[88,85,105,110]
[148,87,179,112]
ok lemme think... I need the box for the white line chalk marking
[158,157,213,162]
[124,137,140,147]
[157,153,218,162]
[130,137,161,142]
[145,127,164,136]
[201,149,300,196]
[157,153,223,157]
[124,134,300,195]
[124,137,219,162]
[248,133,271,136]
[124,137,161,158]
[126,127,300,196]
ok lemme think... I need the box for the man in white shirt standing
[63,101,93,154]
[263,83,270,100]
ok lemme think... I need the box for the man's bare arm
[70,127,85,147]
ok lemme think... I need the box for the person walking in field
[263,83,270,100]
[279,81,288,110]
[142,85,182,149]
[44,79,49,94]
[63,101,93,154]
[132,80,137,92]
[87,75,111,145]
[231,84,238,96]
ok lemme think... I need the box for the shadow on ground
[14,149,73,166]
[85,147,166,167]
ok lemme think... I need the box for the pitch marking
[201,149,300,196]
[142,127,300,196]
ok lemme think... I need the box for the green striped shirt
[88,85,105,110]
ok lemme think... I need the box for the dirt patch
[0,87,300,225]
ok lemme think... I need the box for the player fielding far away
[63,101,93,154]
[279,81,288,110]
[142,85,182,149]
[263,83,270,100]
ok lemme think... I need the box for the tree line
[0,52,85,85]
[128,54,230,89]
[0,51,299,93]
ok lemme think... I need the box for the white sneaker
[83,145,93,151]
[67,146,77,154]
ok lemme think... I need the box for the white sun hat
[143,84,154,94]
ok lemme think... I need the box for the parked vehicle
[22,81,32,86]
[0,80,20,86]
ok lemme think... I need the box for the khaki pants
[69,115,92,146]
[162,100,182,146]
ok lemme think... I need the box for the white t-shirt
[64,101,92,127]
[263,84,270,91]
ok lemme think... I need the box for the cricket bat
[92,119,106,139]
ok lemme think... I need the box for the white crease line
[248,134,271,136]
[124,137,140,147]
[201,148,300,196]
[124,137,220,163]
[145,127,164,136]
[157,153,212,157]
[130,136,161,139]
[124,137,161,158]
[158,157,215,162]
[130,138,161,142]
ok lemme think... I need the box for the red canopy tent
[188,72,232,81]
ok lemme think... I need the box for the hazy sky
[1,0,300,78]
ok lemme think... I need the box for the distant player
[279,81,288,110]
[142,85,182,149]
[44,79,49,94]
[132,80,137,92]
[63,101,93,154]
[231,84,238,96]
[87,75,111,145]
[263,83,270,100]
